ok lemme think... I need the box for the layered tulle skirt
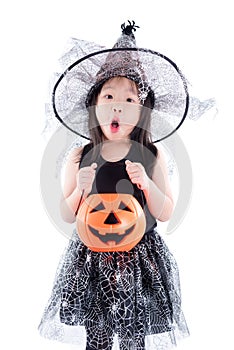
[38,229,189,349]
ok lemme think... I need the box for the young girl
[39,22,190,349]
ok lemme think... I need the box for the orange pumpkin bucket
[76,193,146,252]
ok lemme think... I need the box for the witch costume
[37,21,202,349]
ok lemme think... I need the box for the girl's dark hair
[85,78,158,176]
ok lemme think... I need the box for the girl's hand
[76,163,97,195]
[125,160,150,190]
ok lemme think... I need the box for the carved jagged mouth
[88,225,135,244]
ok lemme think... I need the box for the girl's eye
[105,94,113,99]
[126,98,134,103]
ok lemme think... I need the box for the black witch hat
[51,21,190,142]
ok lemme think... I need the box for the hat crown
[93,20,149,100]
[112,20,139,49]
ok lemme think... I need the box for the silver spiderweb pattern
[38,230,189,349]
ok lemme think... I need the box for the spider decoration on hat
[121,20,139,35]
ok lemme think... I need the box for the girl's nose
[112,105,123,113]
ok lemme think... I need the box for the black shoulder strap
[79,143,93,167]
[128,142,157,178]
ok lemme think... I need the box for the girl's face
[96,77,142,140]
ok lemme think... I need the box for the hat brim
[52,47,189,142]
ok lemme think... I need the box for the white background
[0,0,233,349]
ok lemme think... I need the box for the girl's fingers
[126,165,142,176]
[131,176,141,183]
[91,162,98,170]
[77,163,97,193]
[125,160,132,165]
[128,169,140,176]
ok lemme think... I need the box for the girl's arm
[145,149,174,221]
[125,149,174,222]
[60,147,97,223]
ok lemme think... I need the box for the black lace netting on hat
[50,21,190,142]
[44,21,216,143]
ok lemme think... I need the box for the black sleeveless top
[79,142,157,232]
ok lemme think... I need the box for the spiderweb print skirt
[38,229,189,350]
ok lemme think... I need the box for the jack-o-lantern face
[76,193,146,252]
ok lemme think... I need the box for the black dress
[38,142,189,350]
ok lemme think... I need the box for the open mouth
[110,119,120,133]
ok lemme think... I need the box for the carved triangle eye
[90,202,105,213]
[118,201,133,212]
